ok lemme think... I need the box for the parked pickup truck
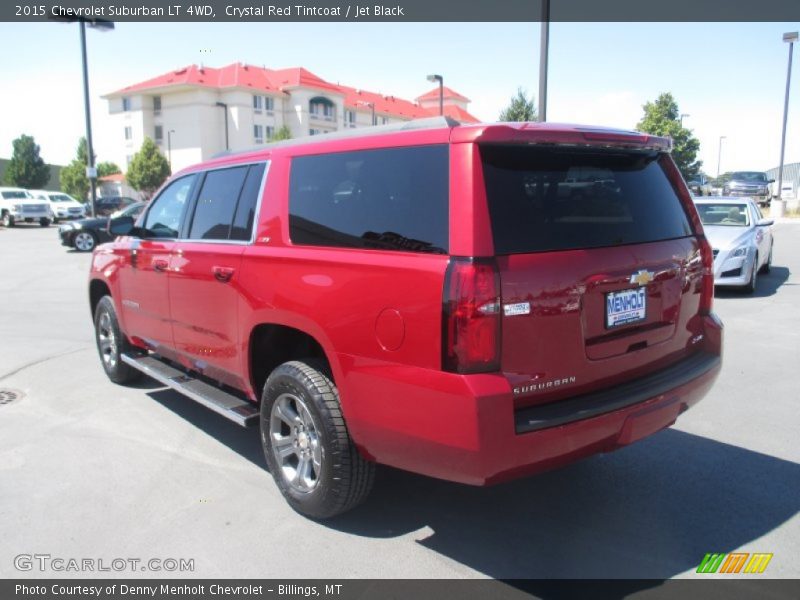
[89,118,723,518]
[723,171,773,206]
[0,187,52,227]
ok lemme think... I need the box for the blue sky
[1,21,798,174]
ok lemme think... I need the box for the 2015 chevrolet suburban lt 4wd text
[89,117,723,519]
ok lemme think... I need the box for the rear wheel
[93,296,141,384]
[260,360,375,519]
[74,231,97,252]
[39,217,51,227]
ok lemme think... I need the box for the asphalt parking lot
[0,222,798,580]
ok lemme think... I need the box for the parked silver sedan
[694,197,774,293]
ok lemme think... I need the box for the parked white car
[0,187,52,227]
[29,190,86,222]
[694,197,774,293]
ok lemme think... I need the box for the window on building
[188,166,248,240]
[265,97,274,113]
[155,125,163,143]
[254,125,263,144]
[124,126,132,141]
[345,110,356,128]
[288,145,449,254]
[266,126,275,141]
[382,117,390,125]
[153,96,161,114]
[253,95,263,112]
[122,97,131,111]
[309,97,335,121]
[309,129,322,136]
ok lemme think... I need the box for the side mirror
[756,218,774,227]
[108,215,137,236]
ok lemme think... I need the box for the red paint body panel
[89,120,722,486]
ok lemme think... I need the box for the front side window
[288,145,449,254]
[143,175,196,238]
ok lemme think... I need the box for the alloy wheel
[269,392,322,493]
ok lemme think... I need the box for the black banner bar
[4,579,800,600]
[5,0,800,23]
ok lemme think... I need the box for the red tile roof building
[104,63,479,172]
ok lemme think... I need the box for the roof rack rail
[212,116,460,158]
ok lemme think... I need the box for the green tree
[499,88,537,122]
[59,138,90,200]
[4,134,50,188]
[271,125,292,142]
[97,162,121,177]
[636,92,702,181]
[126,137,171,199]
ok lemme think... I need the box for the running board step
[121,353,259,427]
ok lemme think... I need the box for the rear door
[168,162,266,390]
[479,145,705,408]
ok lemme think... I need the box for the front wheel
[39,218,51,227]
[2,212,14,227]
[93,296,141,384]
[743,254,758,294]
[74,231,97,252]
[260,360,375,519]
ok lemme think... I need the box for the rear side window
[187,163,266,241]
[481,146,692,255]
[188,166,248,240]
[288,145,449,254]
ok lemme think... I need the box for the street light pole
[717,136,726,179]
[680,113,690,127]
[167,130,175,171]
[215,102,229,150]
[426,74,443,116]
[538,0,550,122]
[773,31,798,218]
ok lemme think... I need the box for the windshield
[1,191,29,199]
[49,194,74,203]
[697,203,750,227]
[731,172,767,182]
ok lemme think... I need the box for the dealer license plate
[606,288,646,328]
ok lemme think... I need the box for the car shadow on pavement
[328,428,800,581]
[143,386,800,581]
[715,266,791,299]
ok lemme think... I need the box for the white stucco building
[103,63,479,173]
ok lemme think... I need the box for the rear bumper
[343,314,722,486]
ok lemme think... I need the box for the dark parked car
[92,196,138,217]
[59,202,145,252]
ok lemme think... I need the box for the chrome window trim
[179,159,270,246]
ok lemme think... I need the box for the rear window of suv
[288,145,449,254]
[481,145,693,255]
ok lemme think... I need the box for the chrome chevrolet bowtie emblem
[630,270,654,286]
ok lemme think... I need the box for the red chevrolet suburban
[89,118,722,518]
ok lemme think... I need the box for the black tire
[759,244,773,274]
[260,360,375,519]
[73,230,98,252]
[743,254,758,294]
[2,212,14,227]
[40,218,51,227]
[93,296,141,384]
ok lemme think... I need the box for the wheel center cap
[297,432,309,450]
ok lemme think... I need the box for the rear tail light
[698,235,715,315]
[442,257,501,374]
